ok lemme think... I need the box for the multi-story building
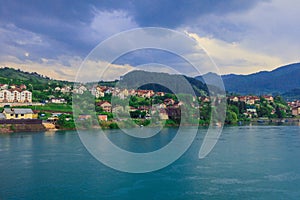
[0,89,32,103]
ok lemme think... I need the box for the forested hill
[0,67,70,89]
[121,70,210,96]
[196,63,300,97]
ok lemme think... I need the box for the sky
[0,0,299,81]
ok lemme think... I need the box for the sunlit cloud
[186,31,283,74]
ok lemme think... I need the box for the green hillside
[120,70,210,96]
[0,67,71,90]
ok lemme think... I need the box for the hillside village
[1,81,300,131]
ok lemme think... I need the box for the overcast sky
[0,0,299,81]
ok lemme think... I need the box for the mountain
[120,70,210,96]
[196,63,300,95]
[282,88,300,101]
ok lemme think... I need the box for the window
[10,114,13,116]
[21,114,24,116]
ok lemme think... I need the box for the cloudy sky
[0,0,299,81]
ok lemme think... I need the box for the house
[156,92,165,97]
[61,86,71,93]
[171,102,182,109]
[229,96,239,102]
[97,101,112,112]
[164,98,175,106]
[94,89,105,98]
[129,106,137,112]
[239,96,247,102]
[246,96,260,105]
[128,89,137,96]
[78,114,92,120]
[158,103,166,108]
[0,84,8,90]
[50,98,66,104]
[159,109,169,120]
[98,115,108,121]
[72,88,82,94]
[19,84,27,90]
[245,108,258,118]
[138,106,150,112]
[200,96,210,103]
[2,108,34,119]
[137,90,154,98]
[72,85,87,94]
[54,87,61,92]
[288,100,300,108]
[292,106,300,116]
[117,89,129,99]
[10,84,17,89]
[262,95,274,102]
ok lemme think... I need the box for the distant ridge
[195,63,300,96]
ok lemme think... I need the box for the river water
[1,126,300,199]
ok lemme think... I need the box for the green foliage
[37,104,72,112]
[165,119,178,126]
[130,110,146,118]
[109,122,119,129]
[199,102,212,125]
[38,112,51,120]
[57,114,75,129]
[225,110,238,124]
[99,93,112,102]
[129,96,151,108]
[133,119,151,126]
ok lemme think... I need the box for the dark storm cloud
[131,0,266,27]
[0,0,265,53]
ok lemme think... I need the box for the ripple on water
[264,172,300,182]
[210,178,260,185]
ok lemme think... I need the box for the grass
[15,103,73,113]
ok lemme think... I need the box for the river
[1,126,300,199]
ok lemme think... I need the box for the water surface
[1,126,300,199]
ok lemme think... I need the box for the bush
[109,122,119,129]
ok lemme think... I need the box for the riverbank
[1,118,300,134]
[0,123,46,133]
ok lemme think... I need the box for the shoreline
[1,120,300,134]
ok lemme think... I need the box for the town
[0,82,300,132]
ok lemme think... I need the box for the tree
[225,110,238,124]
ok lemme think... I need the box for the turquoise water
[1,126,300,199]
